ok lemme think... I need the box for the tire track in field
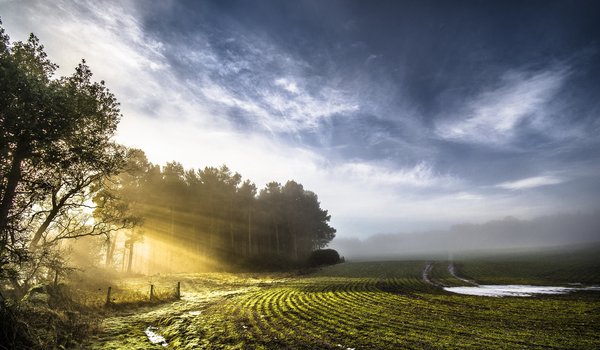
[422,261,479,287]
[448,262,478,286]
[422,262,443,287]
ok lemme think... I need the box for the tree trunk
[0,143,26,242]
[29,202,61,249]
[105,232,118,267]
[29,180,91,250]
[127,241,134,273]
[293,231,298,260]
[169,206,174,268]
[105,235,112,267]
[229,198,234,253]
[208,194,214,252]
[121,245,127,272]
[229,215,234,254]
[275,223,280,255]
[247,207,252,256]
[170,206,175,236]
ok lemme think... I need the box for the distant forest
[96,150,337,273]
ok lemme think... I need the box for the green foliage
[0,21,126,295]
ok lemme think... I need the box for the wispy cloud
[274,77,299,94]
[163,24,361,133]
[261,85,359,131]
[201,80,358,132]
[495,175,564,190]
[336,161,457,188]
[437,67,569,145]
[453,192,483,201]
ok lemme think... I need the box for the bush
[306,249,342,267]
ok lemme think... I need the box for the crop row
[187,261,600,349]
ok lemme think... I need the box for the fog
[331,211,600,260]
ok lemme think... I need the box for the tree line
[0,23,335,297]
[97,150,336,273]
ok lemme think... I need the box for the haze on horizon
[2,0,599,244]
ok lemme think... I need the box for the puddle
[444,285,600,297]
[337,344,355,350]
[145,326,168,347]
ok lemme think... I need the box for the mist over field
[332,212,600,259]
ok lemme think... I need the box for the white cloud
[454,192,483,201]
[200,81,358,132]
[260,87,358,130]
[274,77,299,94]
[168,24,360,133]
[336,161,457,188]
[365,54,379,64]
[495,175,564,190]
[437,67,569,145]
[200,84,273,127]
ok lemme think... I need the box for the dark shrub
[306,249,341,267]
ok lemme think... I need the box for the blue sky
[2,0,599,238]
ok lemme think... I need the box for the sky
[2,0,600,240]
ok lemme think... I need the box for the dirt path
[86,289,247,349]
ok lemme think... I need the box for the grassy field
[87,252,600,349]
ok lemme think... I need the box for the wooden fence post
[106,286,112,306]
[150,284,154,300]
[176,281,181,299]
